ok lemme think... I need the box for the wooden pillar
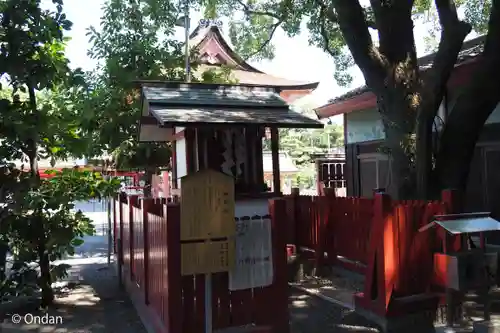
[270,127,281,194]
[171,129,178,189]
[244,127,252,185]
[185,128,197,174]
[315,158,322,195]
[196,128,209,170]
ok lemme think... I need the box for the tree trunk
[143,168,154,198]
[435,0,500,195]
[38,243,54,306]
[377,94,417,199]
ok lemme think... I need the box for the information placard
[229,216,273,290]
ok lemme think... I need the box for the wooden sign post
[180,169,236,333]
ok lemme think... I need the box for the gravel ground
[289,286,380,333]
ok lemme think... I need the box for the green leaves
[0,0,125,303]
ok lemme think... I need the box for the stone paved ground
[288,287,380,333]
[1,257,147,333]
[1,211,146,333]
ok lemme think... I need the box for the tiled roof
[142,82,323,128]
[143,84,287,108]
[326,35,485,104]
[196,65,318,88]
[189,25,319,89]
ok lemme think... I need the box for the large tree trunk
[377,92,417,199]
[331,0,472,200]
[38,242,54,306]
[435,0,500,195]
[414,0,472,198]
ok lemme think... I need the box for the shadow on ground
[1,257,146,333]
[288,287,380,333]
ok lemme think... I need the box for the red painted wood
[181,276,195,332]
[128,196,139,281]
[269,199,289,333]
[211,272,230,329]
[229,289,253,326]
[115,193,292,333]
[142,199,150,304]
[165,203,182,333]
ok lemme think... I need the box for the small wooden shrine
[138,82,323,202]
[138,20,319,145]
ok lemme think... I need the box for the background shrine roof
[140,82,323,128]
[188,24,319,89]
[322,35,485,106]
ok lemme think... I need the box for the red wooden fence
[284,189,461,317]
[113,195,289,333]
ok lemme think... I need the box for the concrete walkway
[1,256,147,333]
[1,208,146,333]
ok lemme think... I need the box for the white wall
[345,108,385,144]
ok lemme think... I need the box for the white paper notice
[229,217,274,291]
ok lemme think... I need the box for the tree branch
[318,7,338,58]
[243,20,282,61]
[235,0,284,61]
[325,0,386,88]
[434,0,500,191]
[235,0,281,20]
[415,0,471,197]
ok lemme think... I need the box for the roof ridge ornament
[199,19,223,28]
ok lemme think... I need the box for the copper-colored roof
[189,25,319,90]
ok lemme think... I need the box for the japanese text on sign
[229,216,273,290]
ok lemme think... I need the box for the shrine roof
[189,25,319,89]
[140,82,323,128]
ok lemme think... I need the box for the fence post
[360,191,393,315]
[290,187,300,249]
[323,187,337,267]
[142,198,150,305]
[165,203,182,333]
[128,195,138,281]
[119,193,125,259]
[269,198,289,333]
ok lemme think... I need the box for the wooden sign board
[181,240,235,275]
[180,169,235,240]
[180,169,236,275]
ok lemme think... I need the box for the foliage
[271,124,343,166]
[198,0,499,199]
[0,0,120,306]
[79,0,235,179]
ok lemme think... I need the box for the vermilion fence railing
[283,189,460,317]
[113,195,289,333]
